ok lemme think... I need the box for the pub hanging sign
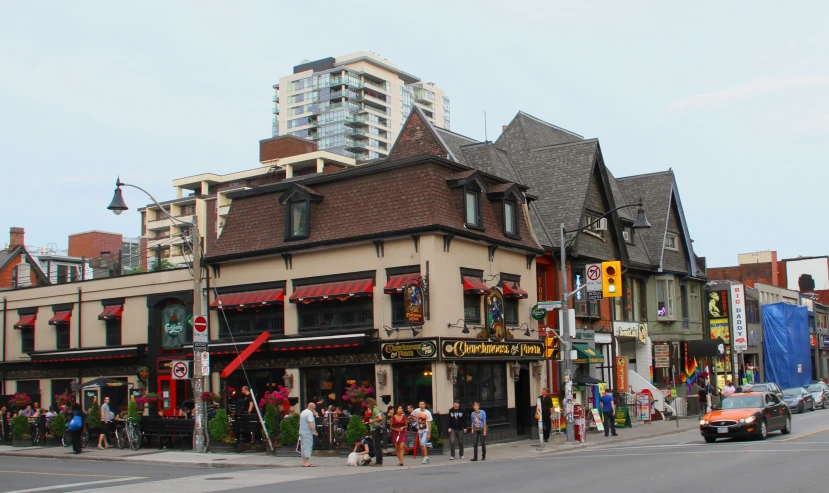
[404,279,424,324]
[381,340,438,361]
[486,287,505,342]
[440,338,544,360]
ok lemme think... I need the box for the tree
[263,404,278,442]
[50,413,68,438]
[150,259,176,272]
[345,414,367,446]
[128,399,141,426]
[209,409,232,443]
[87,400,101,430]
[11,414,30,439]
[279,413,300,447]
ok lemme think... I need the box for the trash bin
[573,404,586,443]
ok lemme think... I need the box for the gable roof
[387,106,456,162]
[432,127,479,166]
[496,111,584,149]
[0,244,51,287]
[605,169,653,267]
[617,170,700,277]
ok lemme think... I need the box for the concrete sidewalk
[0,418,698,468]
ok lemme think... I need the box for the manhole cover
[205,477,233,481]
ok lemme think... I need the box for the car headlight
[744,416,756,424]
[700,419,708,426]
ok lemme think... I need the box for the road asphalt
[1,410,827,492]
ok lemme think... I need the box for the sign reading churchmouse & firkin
[440,338,544,360]
[381,340,438,361]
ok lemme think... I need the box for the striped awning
[210,289,285,310]
[13,314,36,329]
[503,281,529,299]
[289,279,374,303]
[48,311,72,325]
[383,274,419,294]
[462,276,489,295]
[98,305,123,320]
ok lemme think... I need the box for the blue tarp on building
[762,303,811,389]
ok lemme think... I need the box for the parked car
[740,382,785,402]
[700,391,791,442]
[805,382,829,409]
[782,387,816,413]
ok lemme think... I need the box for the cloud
[669,76,829,112]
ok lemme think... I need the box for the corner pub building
[204,109,546,440]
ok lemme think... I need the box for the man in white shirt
[415,401,433,464]
[723,380,737,398]
[298,403,318,467]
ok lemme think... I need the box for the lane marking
[557,448,829,459]
[0,471,138,479]
[781,427,829,442]
[5,477,139,493]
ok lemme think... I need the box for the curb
[0,450,289,469]
[534,425,697,455]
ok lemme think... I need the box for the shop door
[157,376,176,416]
[101,378,129,414]
[515,367,531,435]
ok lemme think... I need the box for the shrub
[345,414,367,446]
[264,404,278,442]
[11,414,30,439]
[430,420,444,447]
[209,409,232,443]
[50,413,68,438]
[128,400,141,427]
[87,400,101,429]
[279,413,299,447]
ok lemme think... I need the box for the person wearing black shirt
[698,382,709,415]
[447,401,466,460]
[237,386,255,443]
[538,388,554,442]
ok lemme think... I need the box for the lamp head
[107,178,128,216]
[632,202,651,229]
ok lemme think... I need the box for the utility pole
[189,218,208,453]
[560,223,575,443]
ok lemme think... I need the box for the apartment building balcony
[344,142,369,153]
[329,77,362,89]
[362,80,388,93]
[346,128,369,139]
[344,116,369,127]
[146,216,173,231]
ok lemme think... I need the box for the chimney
[502,125,508,133]
[9,227,24,248]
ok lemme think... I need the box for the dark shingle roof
[459,144,523,185]
[511,111,584,148]
[617,171,675,269]
[0,247,19,271]
[432,127,478,166]
[606,170,652,266]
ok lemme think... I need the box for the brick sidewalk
[0,418,698,468]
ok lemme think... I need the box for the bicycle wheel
[81,431,89,448]
[62,432,71,447]
[116,429,126,449]
[129,426,141,451]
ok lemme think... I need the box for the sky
[1,1,827,267]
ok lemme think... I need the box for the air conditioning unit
[594,218,608,232]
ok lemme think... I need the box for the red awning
[503,281,529,299]
[462,276,489,294]
[98,305,123,320]
[48,311,72,325]
[290,279,374,303]
[210,289,285,310]
[383,274,419,294]
[13,314,36,329]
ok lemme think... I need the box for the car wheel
[823,398,827,410]
[781,415,792,435]
[704,436,717,443]
[798,403,804,413]
[810,401,816,412]
[757,420,768,440]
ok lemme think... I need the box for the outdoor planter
[42,438,63,447]
[12,439,31,447]
[209,442,236,454]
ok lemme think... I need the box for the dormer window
[504,200,518,238]
[287,200,309,240]
[465,190,481,228]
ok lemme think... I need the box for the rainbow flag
[685,357,700,393]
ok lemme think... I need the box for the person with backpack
[365,397,385,466]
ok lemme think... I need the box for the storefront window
[464,295,481,324]
[453,363,508,425]
[391,294,406,327]
[297,298,373,334]
[219,306,285,338]
[225,370,284,414]
[504,298,519,325]
[303,365,375,415]
[393,363,434,408]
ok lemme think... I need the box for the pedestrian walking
[390,405,408,466]
[97,396,114,449]
[600,389,618,437]
[469,402,487,461]
[365,397,385,466]
[447,400,466,460]
[414,401,433,464]
[68,403,85,454]
[299,402,318,467]
[538,387,554,442]
[698,382,710,415]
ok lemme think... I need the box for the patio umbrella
[572,375,603,385]
[71,378,132,390]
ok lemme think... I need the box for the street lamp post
[108,177,209,453]
[559,202,650,442]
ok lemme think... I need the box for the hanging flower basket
[342,384,373,404]
[9,393,31,408]
[258,386,290,408]
[134,391,163,405]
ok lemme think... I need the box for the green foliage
[11,414,30,439]
[209,409,231,442]
[87,400,101,429]
[150,259,176,271]
[50,413,68,438]
[345,414,367,446]
[279,413,300,447]
[123,267,146,276]
[264,404,278,441]
[128,400,141,427]
[430,421,444,447]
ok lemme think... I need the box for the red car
[700,392,791,442]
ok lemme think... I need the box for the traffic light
[602,260,622,298]
[545,337,561,360]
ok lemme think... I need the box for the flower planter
[209,442,236,454]
[12,439,31,447]
[42,438,63,447]
[273,445,299,457]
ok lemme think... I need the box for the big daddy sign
[730,284,747,351]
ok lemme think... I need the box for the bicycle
[116,417,141,451]
[62,430,89,448]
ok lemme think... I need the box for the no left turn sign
[587,265,601,281]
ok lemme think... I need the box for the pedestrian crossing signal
[602,261,621,298]
[545,337,560,360]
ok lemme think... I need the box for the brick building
[0,227,49,290]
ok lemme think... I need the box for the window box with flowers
[342,384,374,404]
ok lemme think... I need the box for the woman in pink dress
[390,405,408,466]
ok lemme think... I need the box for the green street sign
[530,305,547,321]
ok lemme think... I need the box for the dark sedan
[700,392,791,442]
[782,387,815,413]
